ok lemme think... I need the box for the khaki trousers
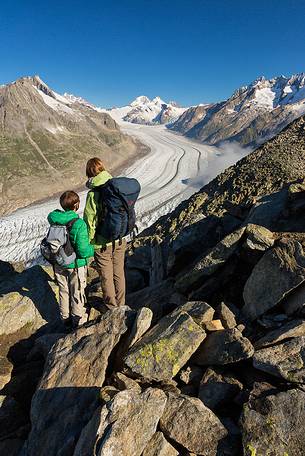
[94,240,126,307]
[54,265,87,324]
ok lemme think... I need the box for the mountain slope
[105,96,187,125]
[140,113,305,244]
[170,73,305,147]
[0,76,146,216]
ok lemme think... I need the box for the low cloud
[182,141,252,190]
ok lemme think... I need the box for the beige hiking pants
[54,265,87,324]
[94,239,126,308]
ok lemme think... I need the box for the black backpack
[40,219,78,266]
[95,177,141,241]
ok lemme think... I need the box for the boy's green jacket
[83,170,112,250]
[47,209,94,268]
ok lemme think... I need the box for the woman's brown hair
[86,157,105,178]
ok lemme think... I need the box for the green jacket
[47,209,94,268]
[83,170,113,250]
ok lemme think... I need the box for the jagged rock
[203,319,224,331]
[126,279,179,321]
[282,281,305,315]
[125,306,206,382]
[74,388,167,456]
[175,227,245,294]
[216,302,237,329]
[27,333,65,360]
[241,388,305,456]
[100,385,119,404]
[253,336,305,382]
[180,365,204,385]
[242,240,305,321]
[0,395,28,440]
[257,313,288,329]
[143,431,178,456]
[22,307,130,456]
[244,224,274,251]
[126,307,153,348]
[160,392,227,455]
[171,300,214,326]
[112,372,141,392]
[0,265,60,337]
[255,318,305,348]
[193,328,254,366]
[198,368,243,410]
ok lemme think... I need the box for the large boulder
[160,392,227,455]
[22,307,130,456]
[255,318,305,349]
[243,224,274,252]
[0,265,60,337]
[253,336,305,382]
[193,328,254,366]
[242,240,305,321]
[241,387,305,456]
[198,368,243,410]
[175,227,246,294]
[74,388,167,456]
[125,304,206,382]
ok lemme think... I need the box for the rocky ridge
[1,115,305,455]
[170,73,305,147]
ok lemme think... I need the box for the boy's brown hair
[86,157,105,178]
[60,191,80,211]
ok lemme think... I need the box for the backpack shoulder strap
[66,218,79,231]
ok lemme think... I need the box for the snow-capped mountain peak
[130,95,151,107]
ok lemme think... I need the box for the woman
[84,157,127,308]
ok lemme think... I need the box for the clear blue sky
[1,0,304,107]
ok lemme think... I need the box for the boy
[48,190,94,329]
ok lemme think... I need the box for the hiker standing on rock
[45,191,94,329]
[84,157,140,308]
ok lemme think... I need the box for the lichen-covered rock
[175,227,245,294]
[22,307,130,456]
[0,266,60,337]
[242,240,305,321]
[74,388,167,456]
[253,336,305,382]
[241,388,305,456]
[198,368,243,410]
[193,328,254,366]
[125,309,206,382]
[143,431,178,456]
[255,318,305,348]
[160,393,227,455]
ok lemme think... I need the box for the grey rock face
[22,307,129,456]
[241,388,305,456]
[142,432,178,456]
[253,336,305,382]
[126,307,153,348]
[74,388,167,456]
[255,319,305,348]
[170,301,214,326]
[244,223,274,251]
[160,393,227,455]
[175,227,245,294]
[198,368,243,410]
[193,328,254,366]
[243,240,305,321]
[216,302,237,329]
[125,308,206,382]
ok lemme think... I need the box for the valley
[0,123,247,264]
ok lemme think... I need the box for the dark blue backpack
[95,177,141,241]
